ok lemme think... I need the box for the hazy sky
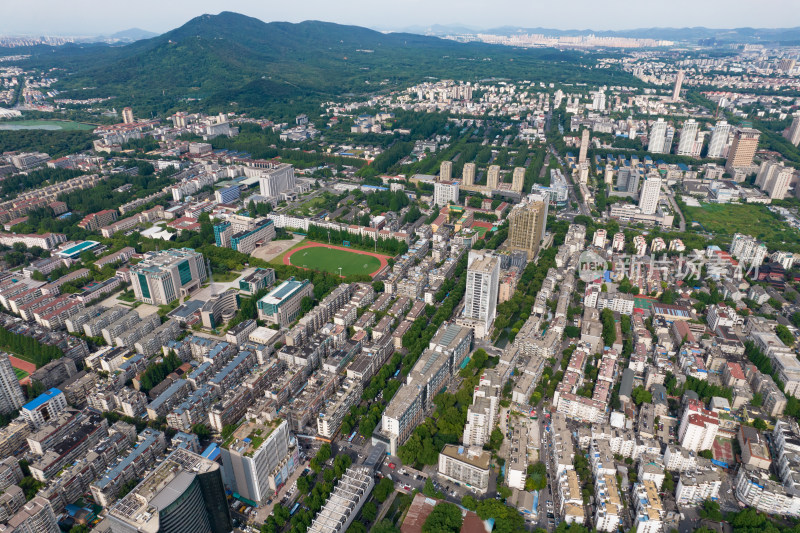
[4,0,800,35]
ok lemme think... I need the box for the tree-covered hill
[21,12,639,117]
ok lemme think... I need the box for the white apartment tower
[678,400,720,452]
[785,115,800,147]
[707,120,731,158]
[433,181,460,207]
[464,251,500,336]
[648,119,669,154]
[592,91,606,111]
[257,163,296,198]
[0,354,25,415]
[756,161,793,200]
[638,175,662,215]
[677,119,700,157]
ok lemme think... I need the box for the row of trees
[304,224,408,256]
[0,327,64,368]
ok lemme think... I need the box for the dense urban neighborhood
[2,10,800,533]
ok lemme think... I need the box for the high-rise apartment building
[107,448,232,533]
[0,354,25,416]
[130,249,208,306]
[730,233,768,268]
[21,388,67,429]
[785,115,800,147]
[725,128,761,174]
[220,419,298,504]
[121,107,134,125]
[707,120,731,158]
[638,175,662,215]
[507,194,547,259]
[463,251,500,337]
[593,90,606,111]
[648,119,669,154]
[756,161,793,200]
[511,167,525,193]
[462,163,476,186]
[678,400,720,452]
[579,129,590,164]
[257,163,296,198]
[1,497,59,533]
[439,161,452,181]
[616,169,641,195]
[433,181,459,207]
[672,70,685,102]
[463,370,501,447]
[676,119,699,157]
[486,165,500,190]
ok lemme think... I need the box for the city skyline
[3,1,800,37]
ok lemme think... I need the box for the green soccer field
[13,368,28,380]
[289,247,381,277]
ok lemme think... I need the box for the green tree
[374,477,395,503]
[361,501,378,523]
[698,499,723,521]
[663,470,675,492]
[461,494,477,511]
[18,476,43,500]
[191,423,211,440]
[751,392,764,407]
[422,502,462,533]
[631,386,652,406]
[347,521,367,533]
[600,308,616,346]
[776,324,795,346]
[371,520,401,533]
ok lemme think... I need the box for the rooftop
[23,388,62,411]
[441,444,491,470]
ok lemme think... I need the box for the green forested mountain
[21,12,637,117]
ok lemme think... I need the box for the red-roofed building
[724,362,747,388]
[678,399,719,451]
[166,217,202,234]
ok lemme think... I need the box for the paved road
[662,184,687,231]
[550,145,590,217]
[253,458,310,524]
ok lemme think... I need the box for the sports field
[712,436,734,466]
[284,242,389,277]
[0,120,95,131]
[13,368,28,380]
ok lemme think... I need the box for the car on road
[388,463,396,469]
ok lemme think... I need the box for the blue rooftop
[23,388,62,411]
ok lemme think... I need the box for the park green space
[682,202,800,252]
[289,247,381,277]
[0,120,95,131]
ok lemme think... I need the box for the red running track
[9,355,35,385]
[283,242,391,277]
